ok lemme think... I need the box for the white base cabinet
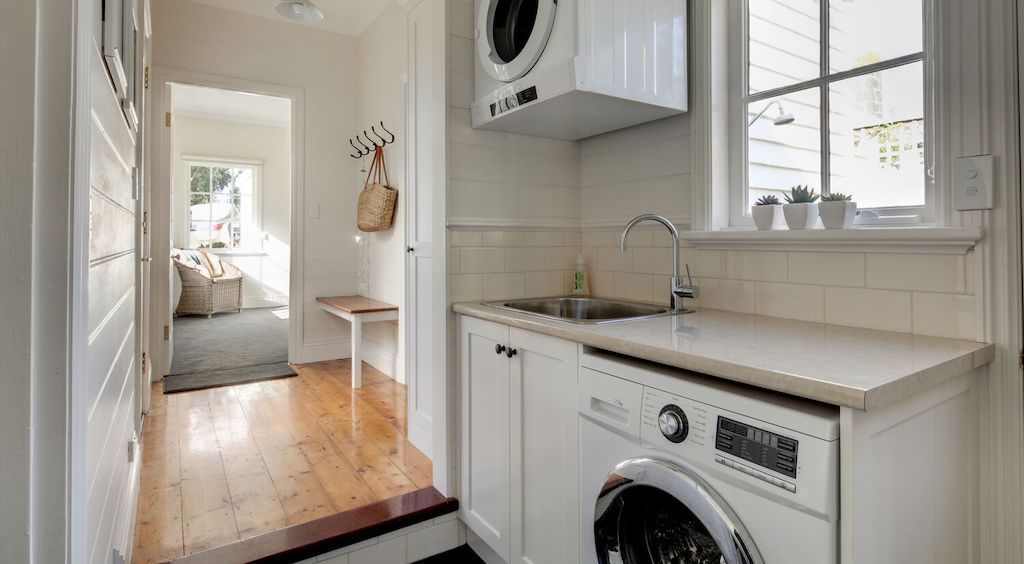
[458,316,580,564]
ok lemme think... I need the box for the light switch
[953,155,994,211]
[308,202,321,219]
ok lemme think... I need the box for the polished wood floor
[132,360,432,564]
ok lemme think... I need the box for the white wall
[171,115,291,308]
[1,3,38,562]
[153,0,363,363]
[355,2,409,380]
[2,1,75,561]
[446,0,581,230]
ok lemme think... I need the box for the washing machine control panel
[489,85,539,117]
[715,417,799,479]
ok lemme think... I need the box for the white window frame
[727,0,939,229]
[181,157,263,254]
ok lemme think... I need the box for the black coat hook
[378,121,396,143]
[369,126,389,147]
[355,134,372,155]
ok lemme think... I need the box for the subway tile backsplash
[450,227,979,339]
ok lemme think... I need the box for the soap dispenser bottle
[572,254,590,297]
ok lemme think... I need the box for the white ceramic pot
[751,205,782,230]
[818,201,857,229]
[782,202,819,230]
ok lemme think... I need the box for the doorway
[163,83,295,392]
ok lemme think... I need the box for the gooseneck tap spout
[620,214,697,312]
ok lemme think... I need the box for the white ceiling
[171,83,292,128]
[188,0,395,37]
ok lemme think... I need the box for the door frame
[148,68,305,377]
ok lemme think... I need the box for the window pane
[748,0,820,94]
[828,61,925,208]
[829,0,923,72]
[233,167,254,195]
[747,88,822,208]
[211,167,235,193]
[190,166,209,194]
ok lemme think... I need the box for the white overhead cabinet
[459,316,579,564]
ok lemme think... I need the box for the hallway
[132,361,431,563]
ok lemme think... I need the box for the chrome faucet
[620,214,698,312]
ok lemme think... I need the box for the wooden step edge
[171,487,458,564]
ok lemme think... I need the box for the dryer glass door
[491,0,538,63]
[594,459,762,564]
[478,0,556,82]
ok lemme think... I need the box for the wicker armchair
[172,250,243,317]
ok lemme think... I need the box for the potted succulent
[782,185,820,230]
[751,195,783,230]
[818,192,857,229]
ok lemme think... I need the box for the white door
[85,0,144,560]
[405,0,447,468]
[460,316,512,561]
[509,328,580,564]
[136,0,153,420]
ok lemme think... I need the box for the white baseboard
[364,343,399,380]
[294,339,351,364]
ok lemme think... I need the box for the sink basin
[487,297,684,324]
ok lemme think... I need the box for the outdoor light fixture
[274,0,324,23]
[749,100,795,127]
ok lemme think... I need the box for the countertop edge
[453,302,993,411]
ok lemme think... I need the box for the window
[186,160,261,251]
[732,0,931,225]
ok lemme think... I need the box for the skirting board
[295,339,351,365]
[296,338,400,377]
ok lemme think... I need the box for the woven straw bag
[357,147,398,232]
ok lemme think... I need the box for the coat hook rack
[349,121,396,159]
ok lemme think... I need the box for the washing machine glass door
[477,0,557,82]
[594,458,762,564]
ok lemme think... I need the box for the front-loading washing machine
[578,350,840,564]
[471,0,689,140]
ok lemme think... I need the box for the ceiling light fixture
[274,0,324,23]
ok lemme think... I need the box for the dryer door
[594,458,763,564]
[477,0,557,82]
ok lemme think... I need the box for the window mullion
[820,0,830,197]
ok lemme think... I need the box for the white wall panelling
[297,513,466,564]
[152,0,354,367]
[356,2,409,381]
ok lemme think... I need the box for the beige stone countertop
[453,302,995,411]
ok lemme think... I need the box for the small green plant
[784,185,820,204]
[821,192,853,202]
[754,195,782,206]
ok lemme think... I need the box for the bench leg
[351,316,362,388]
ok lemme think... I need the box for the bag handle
[364,147,382,189]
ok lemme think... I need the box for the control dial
[658,405,689,443]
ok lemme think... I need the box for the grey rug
[165,307,296,393]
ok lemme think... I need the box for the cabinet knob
[506,347,517,358]
[495,344,506,355]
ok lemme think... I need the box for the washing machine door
[476,0,557,82]
[594,458,763,564]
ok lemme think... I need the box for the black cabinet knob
[495,344,506,355]
[506,347,517,358]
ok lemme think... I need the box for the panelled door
[405,0,447,466]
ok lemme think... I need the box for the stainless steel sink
[487,297,685,324]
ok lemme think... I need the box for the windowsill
[683,226,983,254]
[204,249,268,257]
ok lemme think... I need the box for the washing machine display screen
[715,417,798,478]
[491,0,540,63]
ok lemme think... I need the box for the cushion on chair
[201,250,225,278]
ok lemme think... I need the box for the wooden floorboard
[132,361,431,564]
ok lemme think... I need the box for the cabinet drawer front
[579,367,645,440]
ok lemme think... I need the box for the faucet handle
[675,264,698,300]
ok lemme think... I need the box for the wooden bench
[316,295,399,388]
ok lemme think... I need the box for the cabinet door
[459,316,511,561]
[509,328,580,564]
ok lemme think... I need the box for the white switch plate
[308,202,321,219]
[953,155,994,211]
